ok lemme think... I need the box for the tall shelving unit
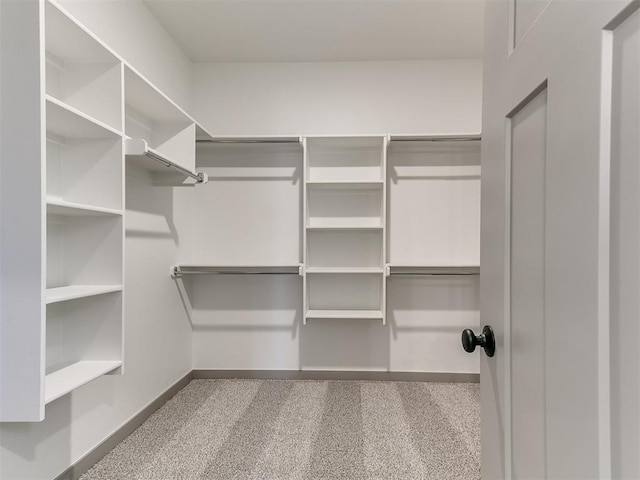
[0,0,208,422]
[303,136,387,324]
[43,0,125,407]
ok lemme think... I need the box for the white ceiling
[143,0,485,63]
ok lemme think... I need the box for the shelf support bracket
[171,266,181,279]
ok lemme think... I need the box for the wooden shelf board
[45,360,122,404]
[305,309,383,320]
[46,96,121,139]
[46,285,122,304]
[47,198,123,217]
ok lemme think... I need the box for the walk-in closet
[3,1,483,477]
[5,0,631,479]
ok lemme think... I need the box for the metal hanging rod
[389,272,480,277]
[172,265,303,278]
[389,135,481,142]
[197,136,302,144]
[144,149,208,184]
[125,138,208,184]
[386,266,480,276]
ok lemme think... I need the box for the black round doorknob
[461,325,495,357]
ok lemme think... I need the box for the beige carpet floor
[81,379,480,480]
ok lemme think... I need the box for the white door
[480,0,640,478]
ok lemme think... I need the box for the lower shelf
[45,360,122,404]
[305,309,383,320]
[46,285,123,304]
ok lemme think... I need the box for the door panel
[610,5,640,478]
[509,87,548,480]
[482,1,634,478]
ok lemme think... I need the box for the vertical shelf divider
[302,137,309,325]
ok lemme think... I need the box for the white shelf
[305,309,384,320]
[46,96,121,139]
[47,198,123,217]
[45,0,123,132]
[306,225,383,231]
[46,285,122,304]
[124,66,192,125]
[45,0,118,63]
[306,180,384,188]
[306,267,383,274]
[45,360,122,404]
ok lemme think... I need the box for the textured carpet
[81,379,480,480]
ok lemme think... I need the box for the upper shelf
[45,0,119,64]
[125,138,207,185]
[124,66,193,126]
[46,96,121,139]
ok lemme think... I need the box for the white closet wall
[193,60,482,135]
[183,142,303,369]
[0,2,193,479]
[189,60,482,372]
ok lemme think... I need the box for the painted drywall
[189,60,482,373]
[56,0,192,110]
[192,59,482,136]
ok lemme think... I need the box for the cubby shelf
[305,309,384,320]
[46,285,123,304]
[305,267,383,274]
[46,95,121,139]
[45,360,122,404]
[306,180,384,187]
[306,225,383,231]
[47,198,123,217]
[303,135,387,325]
